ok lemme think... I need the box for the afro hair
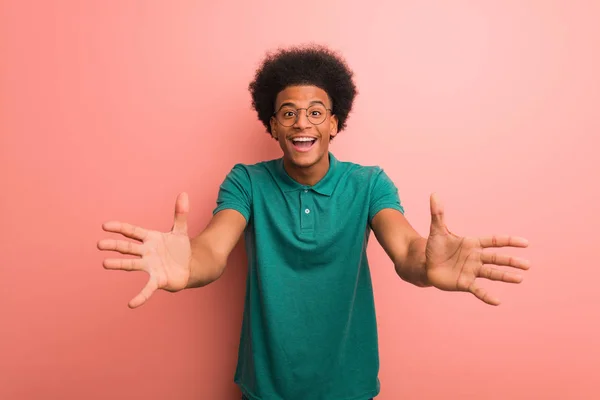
[248,44,357,134]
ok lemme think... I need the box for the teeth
[292,137,315,142]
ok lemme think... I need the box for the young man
[97,45,530,400]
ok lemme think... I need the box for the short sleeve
[368,168,405,223]
[212,164,252,222]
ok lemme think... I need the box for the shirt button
[304,189,308,193]
[304,208,310,214]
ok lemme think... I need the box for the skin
[97,84,530,309]
[370,195,531,306]
[269,85,338,186]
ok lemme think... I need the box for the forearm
[185,234,227,289]
[395,236,431,287]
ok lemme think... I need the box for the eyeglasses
[272,105,332,127]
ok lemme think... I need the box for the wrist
[400,236,431,287]
[186,238,224,288]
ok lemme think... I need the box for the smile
[289,137,317,152]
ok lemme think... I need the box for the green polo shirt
[213,152,404,400]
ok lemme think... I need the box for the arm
[371,191,530,305]
[186,163,252,288]
[371,208,431,287]
[186,209,247,288]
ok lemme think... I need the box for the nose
[293,110,311,129]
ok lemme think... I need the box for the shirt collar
[275,152,339,196]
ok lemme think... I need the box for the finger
[468,282,501,306]
[479,235,529,248]
[172,192,189,235]
[128,278,158,309]
[429,192,449,235]
[477,266,523,283]
[103,258,146,272]
[480,252,531,270]
[102,221,149,242]
[97,239,145,256]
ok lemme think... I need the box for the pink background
[2,1,599,399]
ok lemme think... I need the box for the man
[97,45,530,400]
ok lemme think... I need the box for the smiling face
[270,85,338,180]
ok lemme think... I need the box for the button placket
[300,188,314,231]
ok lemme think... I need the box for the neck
[283,154,330,186]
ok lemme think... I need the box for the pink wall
[2,1,599,399]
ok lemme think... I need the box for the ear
[269,117,279,141]
[329,115,339,139]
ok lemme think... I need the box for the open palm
[97,193,192,308]
[424,193,530,305]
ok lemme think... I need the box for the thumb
[172,192,189,235]
[429,192,448,235]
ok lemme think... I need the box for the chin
[291,157,318,169]
[288,151,326,169]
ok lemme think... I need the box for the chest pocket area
[310,190,369,242]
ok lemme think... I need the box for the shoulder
[334,157,400,208]
[226,158,281,181]
[335,158,389,185]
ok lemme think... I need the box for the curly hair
[248,44,358,134]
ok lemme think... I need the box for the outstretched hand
[424,193,530,305]
[97,192,192,308]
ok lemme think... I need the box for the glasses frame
[272,105,333,127]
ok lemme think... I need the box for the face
[270,85,338,171]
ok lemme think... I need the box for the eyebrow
[277,100,327,109]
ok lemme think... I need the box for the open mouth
[290,137,317,152]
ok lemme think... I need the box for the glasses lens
[307,105,327,125]
[276,108,297,126]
